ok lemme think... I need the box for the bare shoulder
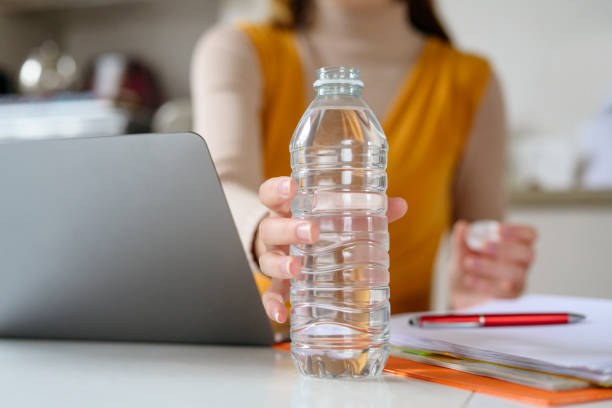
[479,69,504,116]
[453,66,506,221]
[473,68,505,138]
[446,43,506,141]
[192,24,257,65]
[191,24,261,92]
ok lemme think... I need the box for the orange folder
[274,343,612,406]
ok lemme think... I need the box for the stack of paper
[390,295,612,387]
[390,347,592,390]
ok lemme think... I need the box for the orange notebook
[274,343,612,406]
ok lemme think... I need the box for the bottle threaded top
[313,66,364,90]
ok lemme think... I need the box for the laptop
[0,132,275,345]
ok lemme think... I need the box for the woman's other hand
[255,176,408,323]
[450,220,537,309]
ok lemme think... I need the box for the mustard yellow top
[241,23,491,313]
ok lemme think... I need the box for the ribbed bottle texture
[289,67,390,378]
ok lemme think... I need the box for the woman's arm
[452,72,507,222]
[449,73,537,309]
[191,26,269,268]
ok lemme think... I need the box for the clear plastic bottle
[289,66,390,378]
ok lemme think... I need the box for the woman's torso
[240,23,490,313]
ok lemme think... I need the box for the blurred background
[1,0,610,304]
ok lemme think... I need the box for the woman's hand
[450,220,537,310]
[255,176,408,323]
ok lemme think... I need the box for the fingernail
[278,179,291,197]
[284,258,293,277]
[274,311,281,323]
[296,223,311,242]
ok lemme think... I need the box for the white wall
[509,207,612,299]
[438,0,612,137]
[219,0,268,23]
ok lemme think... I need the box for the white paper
[390,294,612,384]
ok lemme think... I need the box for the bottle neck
[316,84,362,97]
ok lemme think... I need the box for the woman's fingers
[500,224,537,244]
[259,177,406,222]
[387,197,408,223]
[461,254,526,298]
[258,176,297,217]
[259,250,301,279]
[259,218,319,246]
[481,240,535,265]
[462,273,524,299]
[451,220,470,255]
[463,255,525,282]
[450,221,536,307]
[262,278,290,323]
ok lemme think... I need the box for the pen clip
[408,313,484,328]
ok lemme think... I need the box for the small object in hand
[466,220,500,251]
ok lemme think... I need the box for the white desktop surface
[0,340,610,408]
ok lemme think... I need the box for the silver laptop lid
[0,132,273,345]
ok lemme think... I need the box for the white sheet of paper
[390,294,612,384]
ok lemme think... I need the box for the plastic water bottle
[290,66,390,378]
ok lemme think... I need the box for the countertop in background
[510,190,612,207]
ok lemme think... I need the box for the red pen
[409,313,585,328]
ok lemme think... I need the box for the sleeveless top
[240,23,490,313]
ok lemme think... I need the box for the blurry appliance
[83,53,163,132]
[85,53,162,109]
[578,92,612,190]
[18,41,77,96]
[90,53,126,100]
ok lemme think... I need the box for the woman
[191,0,537,324]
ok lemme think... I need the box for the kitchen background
[1,0,610,305]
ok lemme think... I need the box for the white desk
[1,340,610,407]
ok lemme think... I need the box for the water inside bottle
[289,67,390,378]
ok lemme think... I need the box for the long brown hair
[271,0,451,43]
